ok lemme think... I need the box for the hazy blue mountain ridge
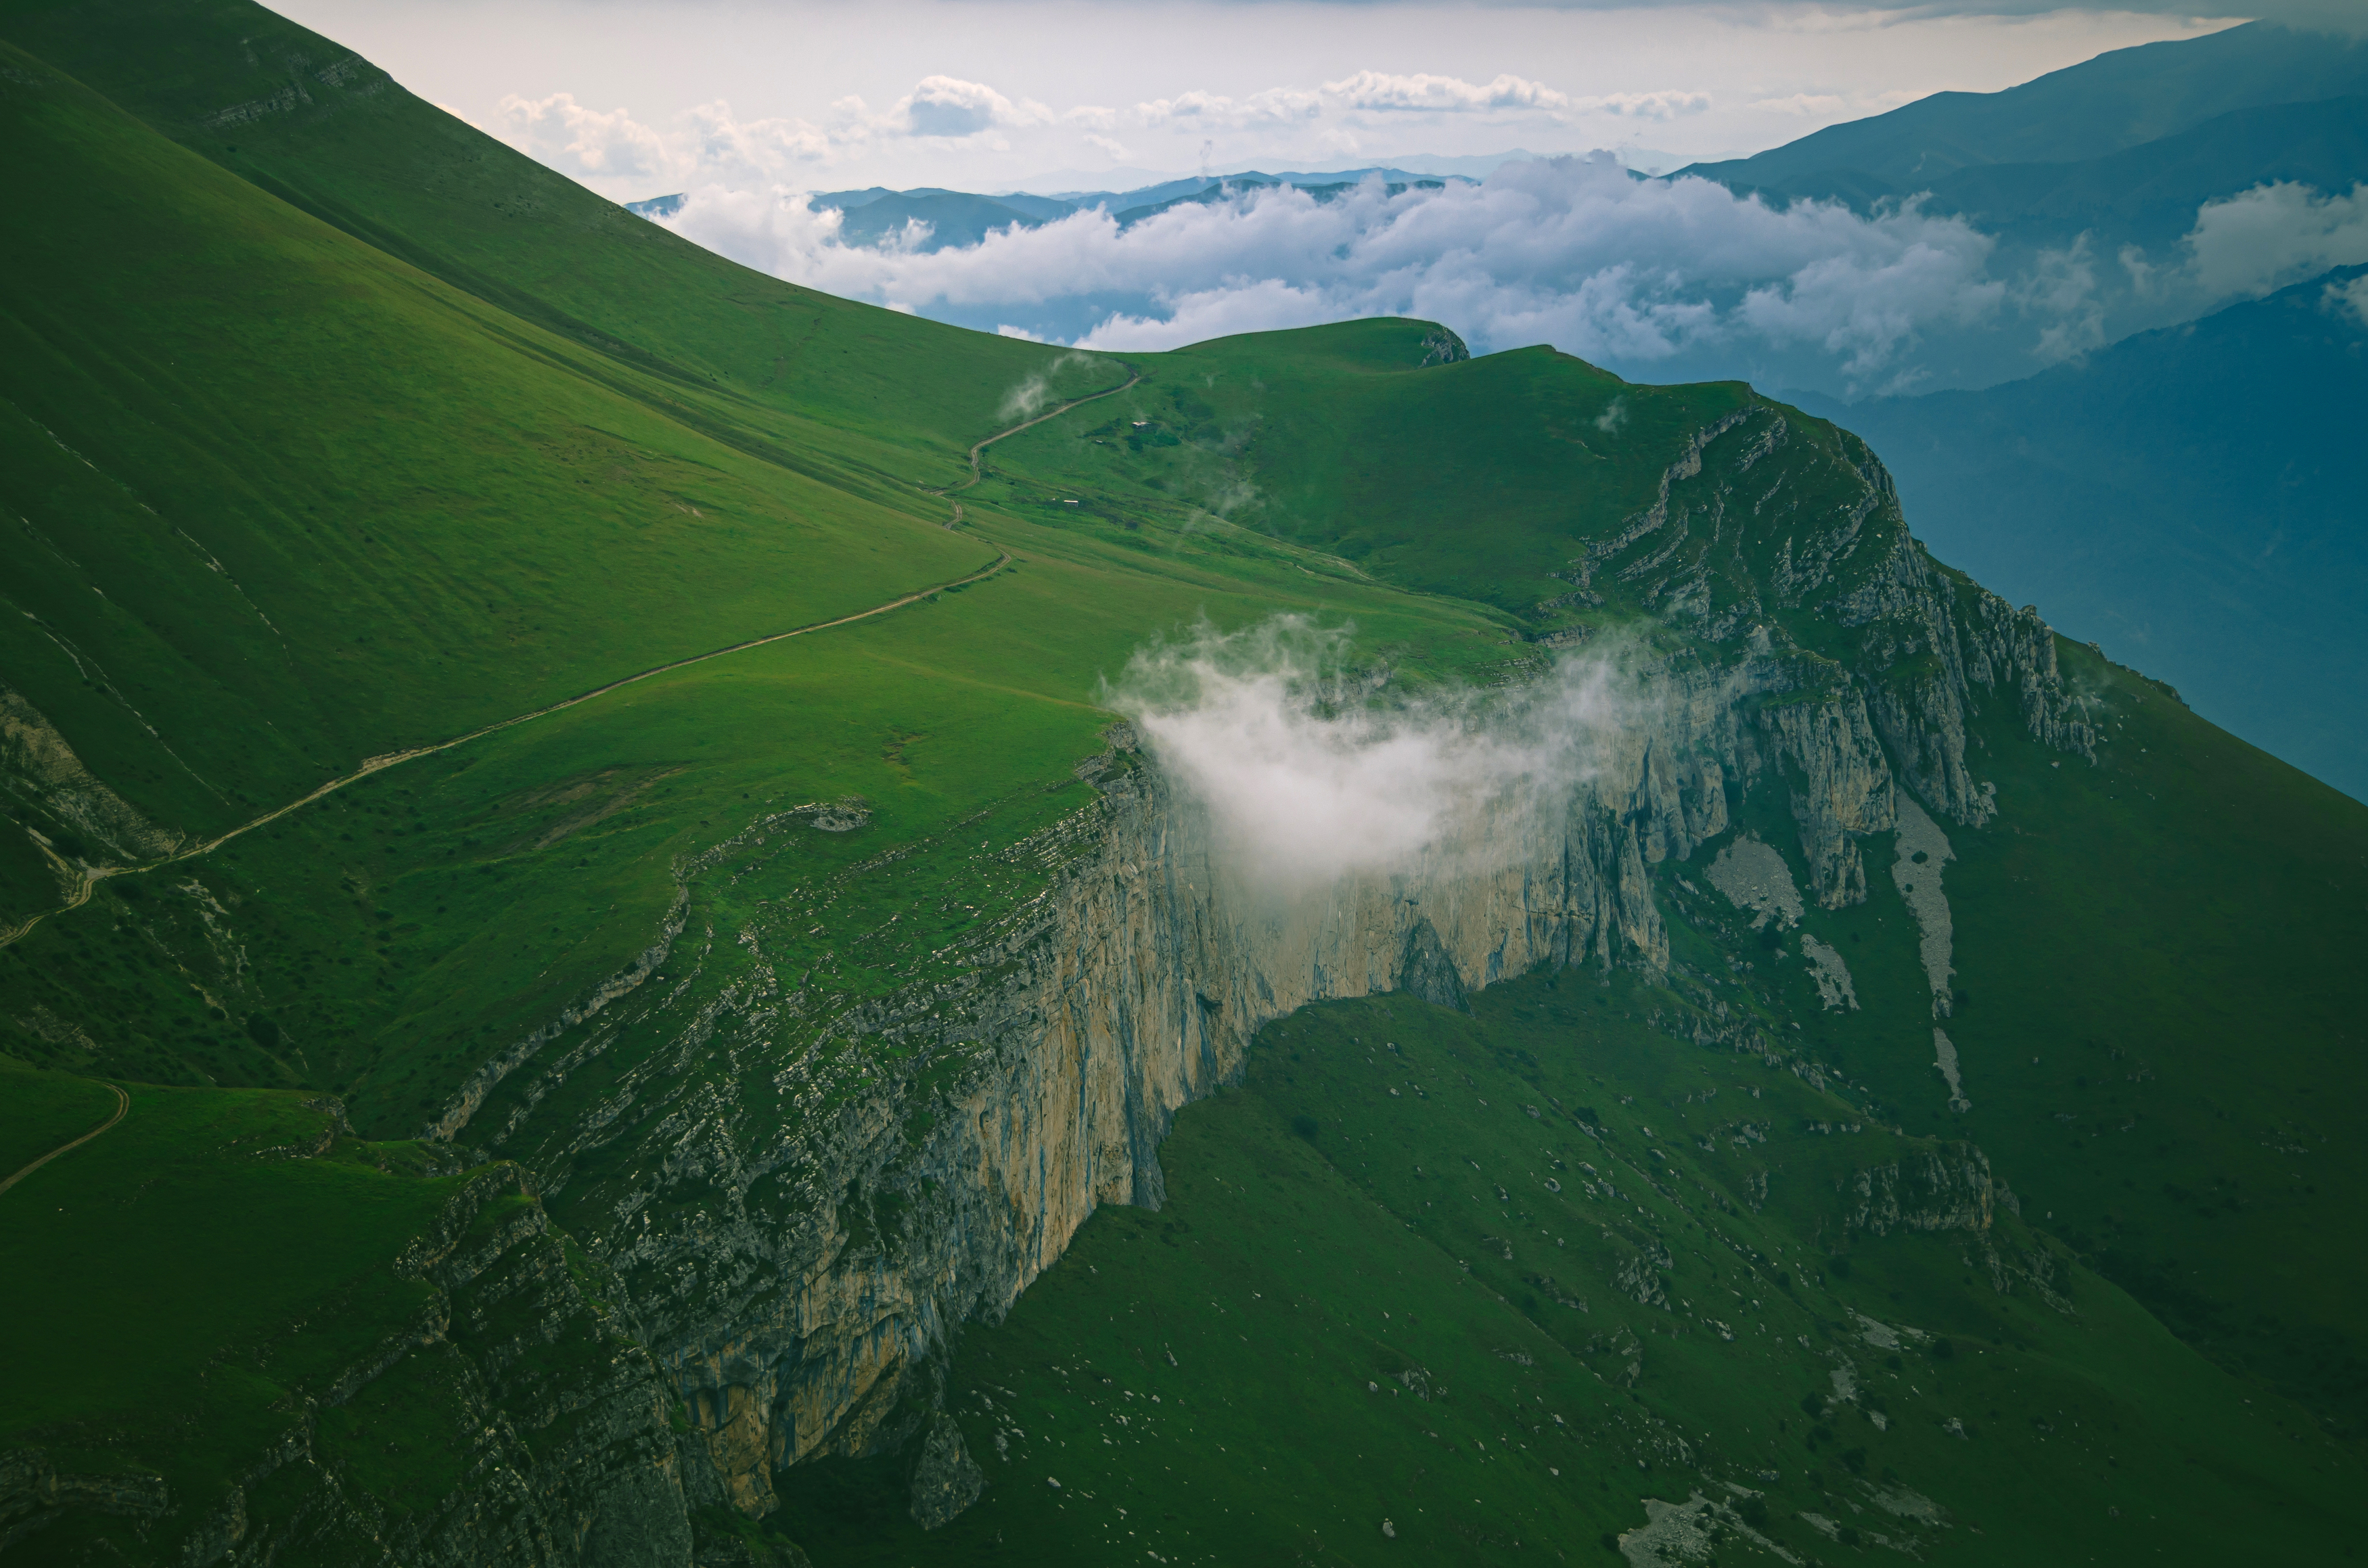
[1797,262,2368,801]
[1914,93,2368,249]
[1678,21,2368,202]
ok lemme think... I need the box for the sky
[280,0,2245,198]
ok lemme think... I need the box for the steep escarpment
[415,482,2091,1523]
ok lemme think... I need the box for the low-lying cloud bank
[1107,618,1641,894]
[660,158,2368,397]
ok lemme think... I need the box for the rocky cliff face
[468,750,1682,1521]
[413,465,2094,1525]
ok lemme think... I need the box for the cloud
[996,349,1095,419]
[894,75,1051,139]
[489,62,1717,202]
[497,92,671,179]
[685,99,833,174]
[2328,273,2368,327]
[1107,616,1639,892]
[663,156,2013,394]
[1322,70,1574,114]
[489,76,1062,187]
[2181,181,2368,300]
[1583,90,1713,120]
[1133,86,1323,127]
[660,159,2368,397]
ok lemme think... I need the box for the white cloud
[486,76,1068,188]
[2182,182,2368,300]
[1322,70,1573,114]
[1110,617,1639,893]
[497,91,671,179]
[1122,71,1705,132]
[1132,86,1323,127]
[661,157,2043,392]
[893,75,1051,139]
[2328,273,2368,327]
[2013,235,2106,365]
[1583,90,1713,120]
[685,99,832,175]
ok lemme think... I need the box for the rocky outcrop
[1416,327,1471,366]
[0,679,183,896]
[1838,1144,1996,1239]
[907,1412,985,1528]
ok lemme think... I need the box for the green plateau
[1,3,2363,1565]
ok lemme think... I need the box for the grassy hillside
[1,1,2364,1562]
[778,978,2351,1565]
[0,1054,455,1551]
[0,0,1080,493]
[0,32,1055,879]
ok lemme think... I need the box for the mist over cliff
[1109,616,1644,892]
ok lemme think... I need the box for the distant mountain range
[629,169,1457,254]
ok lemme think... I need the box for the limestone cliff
[412,490,2092,1523]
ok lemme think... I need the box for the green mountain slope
[0,30,1076,890]
[1,3,2364,1565]
[0,0,1075,491]
[781,979,2352,1566]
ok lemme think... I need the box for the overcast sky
[279,0,2246,198]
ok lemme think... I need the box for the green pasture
[0,1054,457,1542]
[775,978,2352,1565]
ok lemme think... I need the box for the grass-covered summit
[1,3,2363,1564]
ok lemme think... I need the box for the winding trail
[1,371,1143,949]
[0,1082,128,1198]
[930,373,1141,526]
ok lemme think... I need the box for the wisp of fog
[1106,616,1643,893]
